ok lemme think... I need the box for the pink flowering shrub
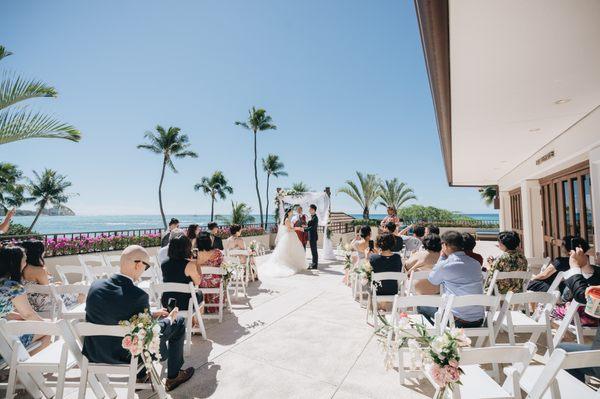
[211,227,266,239]
[45,233,161,257]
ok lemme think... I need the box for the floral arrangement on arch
[120,311,162,386]
[377,313,470,398]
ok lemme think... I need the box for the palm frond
[0,46,12,61]
[0,108,81,145]
[0,72,57,110]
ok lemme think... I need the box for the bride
[258,208,307,278]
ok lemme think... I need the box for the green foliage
[194,170,233,220]
[26,168,74,232]
[0,162,25,211]
[378,178,416,210]
[479,186,497,206]
[290,182,309,192]
[397,205,457,221]
[337,172,381,219]
[218,201,256,226]
[137,125,198,173]
[5,223,35,236]
[350,219,381,227]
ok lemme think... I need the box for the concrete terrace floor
[57,242,502,399]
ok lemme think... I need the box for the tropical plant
[397,205,457,222]
[378,178,417,211]
[479,186,498,207]
[218,201,256,226]
[0,45,81,145]
[0,162,25,211]
[137,125,197,228]
[235,107,277,226]
[194,170,233,221]
[26,169,73,232]
[290,182,309,193]
[337,172,381,219]
[262,154,287,228]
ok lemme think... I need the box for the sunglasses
[134,260,151,270]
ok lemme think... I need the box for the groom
[304,204,319,269]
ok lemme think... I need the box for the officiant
[291,206,308,249]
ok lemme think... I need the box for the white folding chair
[83,264,120,281]
[51,284,89,320]
[527,257,551,275]
[223,254,248,306]
[494,291,559,348]
[369,272,408,329]
[199,266,226,323]
[441,294,501,348]
[228,248,255,284]
[151,282,207,355]
[24,284,56,320]
[487,270,533,297]
[551,300,598,349]
[547,272,565,294]
[73,322,165,399]
[102,254,121,268]
[426,343,537,399]
[78,254,107,268]
[388,294,448,383]
[405,270,432,296]
[0,319,80,399]
[0,329,47,399]
[55,265,88,285]
[519,348,600,399]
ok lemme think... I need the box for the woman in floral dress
[196,232,225,313]
[484,231,528,294]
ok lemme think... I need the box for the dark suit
[161,231,171,248]
[211,235,224,251]
[82,274,186,379]
[305,214,318,267]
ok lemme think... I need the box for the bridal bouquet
[120,311,162,384]
[377,313,470,398]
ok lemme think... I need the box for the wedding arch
[275,188,336,260]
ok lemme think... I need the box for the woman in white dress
[258,208,307,278]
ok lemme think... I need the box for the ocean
[10,213,500,234]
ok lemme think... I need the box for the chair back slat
[459,342,536,367]
[200,266,225,275]
[151,282,195,295]
[1,320,64,337]
[55,265,87,284]
[372,271,408,282]
[75,322,128,337]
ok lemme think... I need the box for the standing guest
[404,234,441,295]
[369,234,403,300]
[351,226,374,261]
[207,222,224,250]
[158,228,184,265]
[484,231,528,294]
[462,233,483,266]
[418,231,484,327]
[0,208,16,234]
[186,224,200,249]
[380,207,400,230]
[196,232,225,313]
[425,224,440,236]
[161,218,180,248]
[383,222,404,252]
[160,231,203,311]
[528,236,585,293]
[0,247,50,355]
[555,249,600,381]
[83,245,194,391]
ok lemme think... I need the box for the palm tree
[194,171,233,221]
[26,169,73,232]
[378,178,417,211]
[0,45,81,145]
[235,107,277,226]
[137,125,197,228]
[479,186,498,206]
[262,154,287,228]
[290,182,309,193]
[337,172,381,219]
[0,162,25,212]
[218,201,256,226]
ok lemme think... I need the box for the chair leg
[5,366,17,399]
[55,345,69,399]
[127,364,137,399]
[185,313,192,356]
[196,303,208,340]
[77,360,89,399]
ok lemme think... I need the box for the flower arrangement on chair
[356,259,373,287]
[377,313,471,399]
[120,311,162,388]
[342,244,353,286]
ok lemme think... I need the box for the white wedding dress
[258,219,307,278]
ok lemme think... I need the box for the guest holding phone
[0,207,16,235]
[350,226,374,261]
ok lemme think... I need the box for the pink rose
[449,359,459,368]
[430,364,447,387]
[444,365,461,383]
[122,336,133,349]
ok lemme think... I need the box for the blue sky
[1,1,496,216]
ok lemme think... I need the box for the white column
[589,146,600,261]
[520,180,544,259]
[499,190,511,231]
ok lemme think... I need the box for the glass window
[562,180,571,235]
[583,174,594,244]
[572,178,580,236]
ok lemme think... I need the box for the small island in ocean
[6,205,75,217]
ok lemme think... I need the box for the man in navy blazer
[82,245,194,392]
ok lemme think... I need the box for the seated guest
[0,208,15,234]
[556,250,600,381]
[186,224,200,249]
[207,222,224,250]
[0,246,50,355]
[157,228,184,265]
[160,231,203,311]
[484,231,528,294]
[351,226,374,260]
[401,224,425,253]
[225,225,256,273]
[161,218,179,248]
[18,239,80,312]
[404,234,441,295]
[380,206,399,230]
[528,235,585,293]
[418,231,484,328]
[196,232,224,314]
[369,234,403,297]
[425,224,440,236]
[462,233,483,266]
[83,245,194,391]
[383,222,404,252]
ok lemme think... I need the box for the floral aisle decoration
[355,259,373,287]
[376,313,471,399]
[120,311,162,388]
[343,244,353,271]
[248,239,258,256]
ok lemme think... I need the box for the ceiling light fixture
[529,128,541,132]
[554,98,571,105]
